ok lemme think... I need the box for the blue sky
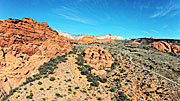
[0,0,180,39]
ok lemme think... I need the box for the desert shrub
[72,47,77,54]
[48,70,54,74]
[90,81,99,87]
[29,83,33,86]
[33,74,42,80]
[76,53,84,66]
[50,77,55,81]
[38,81,42,85]
[81,70,88,75]
[81,90,87,93]
[140,83,146,88]
[9,89,15,96]
[105,70,111,73]
[78,67,83,71]
[65,79,71,82]
[66,71,69,74]
[97,97,102,100]
[47,86,52,90]
[75,86,80,89]
[100,78,107,83]
[42,98,46,101]
[126,80,131,82]
[26,77,34,83]
[56,56,67,62]
[73,92,76,94]
[24,88,27,90]
[68,88,72,91]
[118,92,127,101]
[40,88,44,90]
[111,61,119,69]
[110,88,116,92]
[50,57,56,61]
[125,66,130,68]
[144,92,150,96]
[26,92,33,99]
[114,78,120,81]
[2,94,9,101]
[87,75,98,82]
[55,93,61,97]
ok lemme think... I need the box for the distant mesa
[95,34,124,40]
[59,32,124,44]
[151,36,158,39]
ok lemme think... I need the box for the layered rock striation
[0,17,72,99]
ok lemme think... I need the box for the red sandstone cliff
[0,17,72,98]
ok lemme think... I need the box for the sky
[0,0,180,39]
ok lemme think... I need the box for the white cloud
[144,31,151,35]
[59,14,92,24]
[151,1,180,18]
[151,30,160,34]
[53,6,94,24]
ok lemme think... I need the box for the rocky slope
[0,17,72,99]
[8,54,112,101]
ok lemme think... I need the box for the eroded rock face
[152,41,180,55]
[0,17,72,99]
[83,46,114,77]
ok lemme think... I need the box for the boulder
[83,46,114,77]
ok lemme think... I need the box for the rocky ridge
[60,32,123,44]
[0,17,72,99]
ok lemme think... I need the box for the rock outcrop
[0,17,72,99]
[83,46,114,77]
[152,41,180,55]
